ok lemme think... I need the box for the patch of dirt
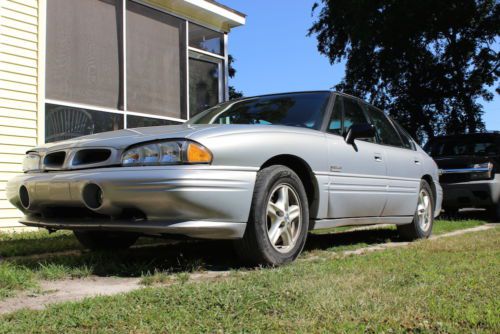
[0,277,141,314]
[0,224,495,315]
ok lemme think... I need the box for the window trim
[322,93,344,136]
[43,0,227,142]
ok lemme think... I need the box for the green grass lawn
[0,219,487,301]
[0,224,497,333]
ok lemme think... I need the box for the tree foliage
[228,55,244,100]
[309,0,500,142]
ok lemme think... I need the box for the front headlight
[470,162,494,180]
[22,152,41,172]
[121,140,212,166]
[472,162,493,170]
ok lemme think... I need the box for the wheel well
[261,155,319,217]
[422,174,437,206]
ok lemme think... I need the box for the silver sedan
[7,91,442,266]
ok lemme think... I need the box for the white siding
[0,0,39,228]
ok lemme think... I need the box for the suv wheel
[397,180,434,240]
[234,165,309,266]
[74,231,139,251]
[442,206,459,219]
[488,203,500,222]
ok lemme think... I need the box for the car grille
[42,148,116,170]
[73,149,112,166]
[43,151,66,169]
[440,174,471,183]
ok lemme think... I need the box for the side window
[394,122,415,150]
[366,106,403,147]
[343,98,369,132]
[328,96,342,135]
[343,97,374,142]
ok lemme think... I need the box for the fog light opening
[82,183,103,210]
[19,185,30,209]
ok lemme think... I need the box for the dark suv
[425,132,499,220]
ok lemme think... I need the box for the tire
[442,206,459,219]
[487,203,500,222]
[397,180,434,241]
[234,165,309,266]
[74,231,139,251]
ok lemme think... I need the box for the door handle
[414,157,421,164]
[374,153,383,162]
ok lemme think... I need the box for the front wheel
[487,203,500,222]
[234,165,309,266]
[74,231,139,251]
[397,180,434,240]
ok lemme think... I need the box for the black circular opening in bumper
[19,185,30,209]
[82,183,103,210]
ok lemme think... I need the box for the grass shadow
[305,228,400,252]
[7,227,402,279]
[2,217,487,281]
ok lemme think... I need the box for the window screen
[46,0,120,109]
[366,106,403,147]
[126,1,186,118]
[189,23,224,55]
[45,104,124,143]
[189,58,220,116]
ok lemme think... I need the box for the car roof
[429,132,500,141]
[229,90,332,102]
[229,90,373,106]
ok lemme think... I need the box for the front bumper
[441,174,500,209]
[434,181,443,217]
[6,166,257,239]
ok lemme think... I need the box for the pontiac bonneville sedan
[7,91,442,266]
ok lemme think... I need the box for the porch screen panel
[46,0,120,109]
[189,23,223,55]
[189,59,219,116]
[126,1,186,118]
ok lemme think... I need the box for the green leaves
[310,0,500,142]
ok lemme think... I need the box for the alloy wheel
[417,188,432,232]
[266,184,302,253]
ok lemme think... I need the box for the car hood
[32,124,321,152]
[31,124,220,152]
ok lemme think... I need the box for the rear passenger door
[364,106,421,217]
[325,96,388,218]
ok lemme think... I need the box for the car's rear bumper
[6,165,257,239]
[441,174,500,209]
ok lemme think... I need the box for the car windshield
[187,92,331,130]
[425,136,499,157]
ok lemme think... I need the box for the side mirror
[345,123,376,145]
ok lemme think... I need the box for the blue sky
[221,0,499,130]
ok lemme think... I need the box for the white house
[0,0,245,228]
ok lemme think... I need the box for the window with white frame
[45,0,227,143]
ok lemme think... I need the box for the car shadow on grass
[7,227,402,279]
[4,211,490,280]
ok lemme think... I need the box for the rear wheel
[74,231,138,251]
[234,165,309,266]
[397,180,434,240]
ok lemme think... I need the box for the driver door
[325,95,388,218]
